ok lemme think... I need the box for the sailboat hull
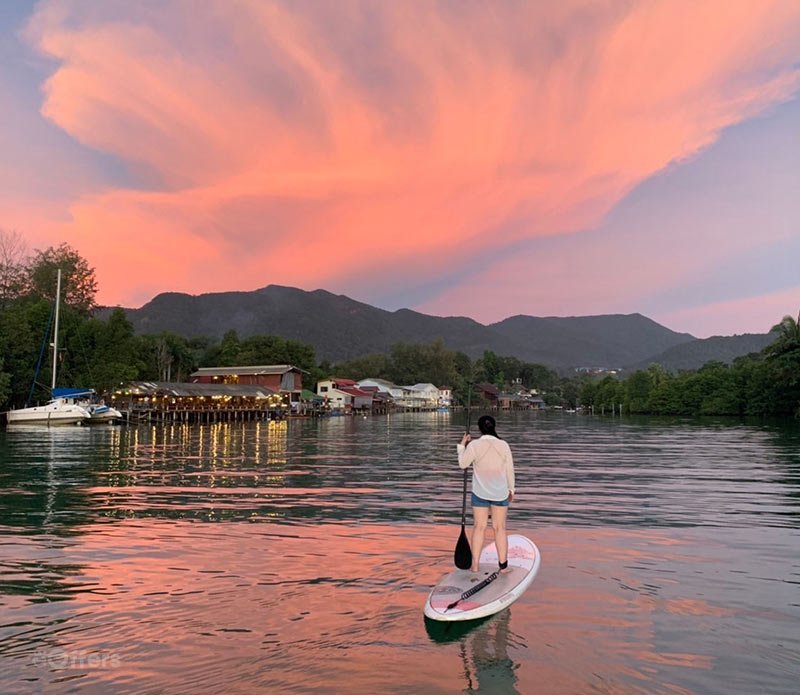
[6,400,91,425]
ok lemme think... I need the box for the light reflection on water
[0,412,799,693]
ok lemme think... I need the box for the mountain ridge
[98,284,773,371]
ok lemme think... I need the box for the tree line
[0,236,324,407]
[580,316,800,417]
[1,232,798,417]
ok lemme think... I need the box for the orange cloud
[15,0,800,315]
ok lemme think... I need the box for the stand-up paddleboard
[424,534,540,622]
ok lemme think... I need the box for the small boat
[5,270,91,426]
[51,388,122,423]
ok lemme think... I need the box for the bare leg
[491,504,509,572]
[470,506,489,572]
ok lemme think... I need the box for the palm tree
[765,311,800,418]
[766,311,800,358]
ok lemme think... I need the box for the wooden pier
[119,402,285,425]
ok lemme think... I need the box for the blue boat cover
[52,388,95,398]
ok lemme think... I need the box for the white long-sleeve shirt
[457,434,515,502]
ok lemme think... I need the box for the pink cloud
[12,0,800,319]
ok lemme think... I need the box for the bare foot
[470,565,480,573]
[499,561,511,574]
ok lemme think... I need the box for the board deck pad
[424,534,540,622]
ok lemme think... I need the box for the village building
[496,392,536,410]
[475,382,501,406]
[316,378,374,413]
[357,378,419,407]
[355,379,445,411]
[356,378,405,400]
[357,385,393,414]
[405,383,442,408]
[190,365,305,404]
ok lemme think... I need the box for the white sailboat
[5,270,91,426]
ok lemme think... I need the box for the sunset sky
[1,0,798,338]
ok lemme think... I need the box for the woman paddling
[457,415,515,573]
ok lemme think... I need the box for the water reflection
[424,614,494,644]
[0,519,798,693]
[425,610,523,694]
[460,611,519,694]
[1,414,799,692]
[3,414,800,531]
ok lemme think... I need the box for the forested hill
[630,332,776,372]
[102,284,702,368]
[488,314,695,369]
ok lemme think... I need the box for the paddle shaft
[453,381,475,570]
[460,469,468,525]
[460,383,473,524]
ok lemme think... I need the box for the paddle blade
[454,526,472,569]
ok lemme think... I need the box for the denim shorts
[471,492,510,508]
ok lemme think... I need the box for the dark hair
[477,415,501,438]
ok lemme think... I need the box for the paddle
[445,569,501,611]
[453,382,473,570]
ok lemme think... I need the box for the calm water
[0,412,799,694]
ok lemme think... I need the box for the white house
[396,387,425,409]
[406,383,442,408]
[359,378,431,408]
[317,378,374,412]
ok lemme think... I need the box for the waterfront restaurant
[190,365,306,404]
[111,381,283,423]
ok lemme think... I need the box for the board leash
[445,570,500,611]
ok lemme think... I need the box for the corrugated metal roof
[336,386,374,398]
[190,364,307,377]
[119,381,278,398]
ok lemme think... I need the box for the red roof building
[190,365,305,401]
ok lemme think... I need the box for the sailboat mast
[51,269,61,391]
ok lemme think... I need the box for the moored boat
[51,388,122,423]
[6,398,91,425]
[4,269,94,427]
